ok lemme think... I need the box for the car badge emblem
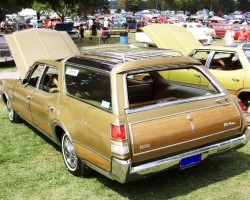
[187,115,195,134]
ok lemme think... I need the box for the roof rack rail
[79,45,183,63]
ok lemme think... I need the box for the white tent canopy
[18,8,37,17]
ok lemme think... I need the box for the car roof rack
[78,44,183,64]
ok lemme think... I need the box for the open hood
[142,24,202,56]
[5,28,79,78]
[54,22,74,32]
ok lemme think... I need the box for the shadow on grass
[24,122,61,152]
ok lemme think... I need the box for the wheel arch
[52,123,68,146]
[1,92,8,105]
[236,89,250,105]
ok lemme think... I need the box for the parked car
[176,22,215,45]
[135,24,212,47]
[43,18,62,28]
[54,22,79,40]
[1,29,250,183]
[209,23,249,39]
[142,24,250,119]
[0,34,13,64]
[123,16,137,29]
[179,22,216,37]
[134,29,155,47]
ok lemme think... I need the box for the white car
[135,24,213,47]
[0,34,13,63]
[134,30,155,47]
[175,22,215,45]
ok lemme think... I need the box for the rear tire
[6,99,21,123]
[61,133,92,176]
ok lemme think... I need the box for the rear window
[126,67,220,109]
[64,65,112,111]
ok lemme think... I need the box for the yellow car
[142,24,250,116]
[0,29,249,183]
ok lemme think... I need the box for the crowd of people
[224,23,250,45]
[79,17,114,44]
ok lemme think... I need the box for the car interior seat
[49,74,59,93]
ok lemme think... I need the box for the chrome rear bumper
[111,126,250,183]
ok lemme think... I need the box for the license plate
[180,154,201,169]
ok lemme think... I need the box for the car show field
[0,29,250,200]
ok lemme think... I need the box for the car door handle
[48,105,54,111]
[194,74,200,78]
[232,78,240,82]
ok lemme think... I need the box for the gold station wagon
[1,29,250,183]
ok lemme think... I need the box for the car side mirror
[21,78,28,85]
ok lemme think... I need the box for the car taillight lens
[237,100,248,112]
[111,125,126,140]
[111,125,129,155]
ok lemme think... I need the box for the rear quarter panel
[56,94,116,171]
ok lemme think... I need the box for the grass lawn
[1,32,250,200]
[1,99,250,200]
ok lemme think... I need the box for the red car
[209,22,249,39]
[43,18,61,28]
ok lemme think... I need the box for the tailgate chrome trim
[111,126,250,183]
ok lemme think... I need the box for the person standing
[224,25,235,45]
[101,27,109,44]
[88,18,93,30]
[79,24,84,44]
[103,17,109,29]
[1,20,5,32]
[91,21,98,43]
[238,26,249,43]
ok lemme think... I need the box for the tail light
[111,124,129,155]
[237,100,248,112]
[111,125,126,140]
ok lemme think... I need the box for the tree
[40,0,80,21]
[33,0,109,21]
[78,0,109,19]
[0,0,33,21]
[32,1,52,20]
[236,0,250,13]
[118,0,143,12]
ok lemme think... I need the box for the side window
[192,51,210,66]
[243,49,250,62]
[27,64,45,87]
[38,67,59,93]
[65,66,111,111]
[209,52,242,70]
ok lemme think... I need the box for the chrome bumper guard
[112,126,250,183]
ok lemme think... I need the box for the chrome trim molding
[128,101,233,125]
[126,93,227,114]
[111,126,250,183]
